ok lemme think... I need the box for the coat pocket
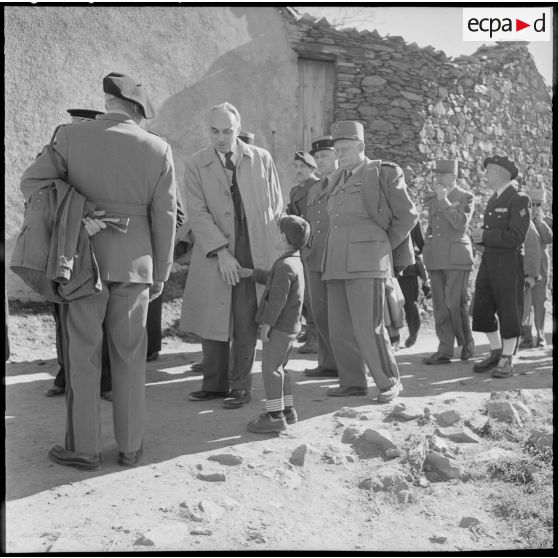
[347,225,390,273]
[449,240,473,266]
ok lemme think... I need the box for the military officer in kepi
[471,154,530,378]
[302,135,339,378]
[422,159,475,365]
[322,120,418,402]
[287,151,320,354]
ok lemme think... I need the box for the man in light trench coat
[180,102,283,409]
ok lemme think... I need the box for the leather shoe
[45,386,65,397]
[473,349,502,373]
[460,341,475,361]
[404,335,417,348]
[536,336,546,348]
[223,389,251,409]
[118,446,143,467]
[188,390,229,401]
[48,445,101,471]
[304,367,338,377]
[327,386,368,397]
[491,356,514,378]
[146,351,159,362]
[190,362,204,372]
[423,352,451,365]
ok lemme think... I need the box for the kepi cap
[310,135,334,155]
[434,159,458,174]
[294,151,316,168]
[483,154,518,180]
[67,108,104,120]
[238,131,255,145]
[331,120,364,143]
[103,72,154,119]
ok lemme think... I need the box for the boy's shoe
[377,381,403,403]
[247,412,287,433]
[283,407,298,425]
[536,336,546,348]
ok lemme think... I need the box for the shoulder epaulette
[147,130,167,142]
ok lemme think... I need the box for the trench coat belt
[329,215,382,228]
[90,198,148,216]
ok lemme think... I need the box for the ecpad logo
[463,8,551,42]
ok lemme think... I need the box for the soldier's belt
[90,198,148,216]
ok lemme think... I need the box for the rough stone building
[4,6,552,299]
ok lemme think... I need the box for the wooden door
[297,58,335,150]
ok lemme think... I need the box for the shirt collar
[496,183,511,198]
[347,159,365,177]
[216,141,238,166]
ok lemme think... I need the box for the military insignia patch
[519,208,527,217]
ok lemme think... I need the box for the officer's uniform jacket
[479,184,530,253]
[533,217,553,278]
[523,221,542,279]
[181,139,283,341]
[322,158,418,280]
[20,113,178,284]
[287,176,319,220]
[422,186,475,271]
[303,176,332,272]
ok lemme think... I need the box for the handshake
[238,267,253,279]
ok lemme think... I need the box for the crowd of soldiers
[12,72,551,471]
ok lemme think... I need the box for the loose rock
[134,535,155,547]
[485,401,522,425]
[385,447,401,460]
[290,444,312,467]
[362,428,397,451]
[334,407,361,419]
[430,536,447,544]
[465,413,489,434]
[435,409,460,427]
[342,426,362,444]
[190,529,212,536]
[197,470,226,482]
[424,451,461,480]
[435,426,481,444]
[459,516,481,528]
[525,429,553,452]
[208,453,243,466]
[392,402,424,421]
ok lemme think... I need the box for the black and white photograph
[3,3,553,553]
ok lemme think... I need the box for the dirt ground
[4,289,553,553]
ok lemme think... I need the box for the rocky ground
[4,282,553,553]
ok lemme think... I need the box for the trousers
[327,278,399,391]
[60,281,149,455]
[522,275,548,340]
[429,269,473,356]
[261,328,296,410]
[307,269,337,370]
[397,274,420,338]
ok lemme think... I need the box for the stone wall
[5,6,300,299]
[282,10,553,232]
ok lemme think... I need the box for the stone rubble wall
[283,11,553,231]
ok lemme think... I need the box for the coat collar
[98,112,138,126]
[278,249,300,260]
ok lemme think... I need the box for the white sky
[299,6,553,86]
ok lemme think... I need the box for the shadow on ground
[5,332,553,501]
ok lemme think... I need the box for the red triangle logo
[516,19,530,31]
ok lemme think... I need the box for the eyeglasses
[532,202,542,207]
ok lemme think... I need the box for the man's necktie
[322,177,329,191]
[225,151,243,225]
[344,170,352,183]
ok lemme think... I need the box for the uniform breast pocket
[347,226,390,273]
[449,240,473,266]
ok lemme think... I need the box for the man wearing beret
[322,121,418,402]
[471,154,530,378]
[303,135,339,378]
[287,151,320,354]
[181,102,283,408]
[422,159,475,365]
[21,72,178,470]
[519,180,552,349]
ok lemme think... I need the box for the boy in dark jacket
[239,215,310,433]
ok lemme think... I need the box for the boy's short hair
[280,215,310,250]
